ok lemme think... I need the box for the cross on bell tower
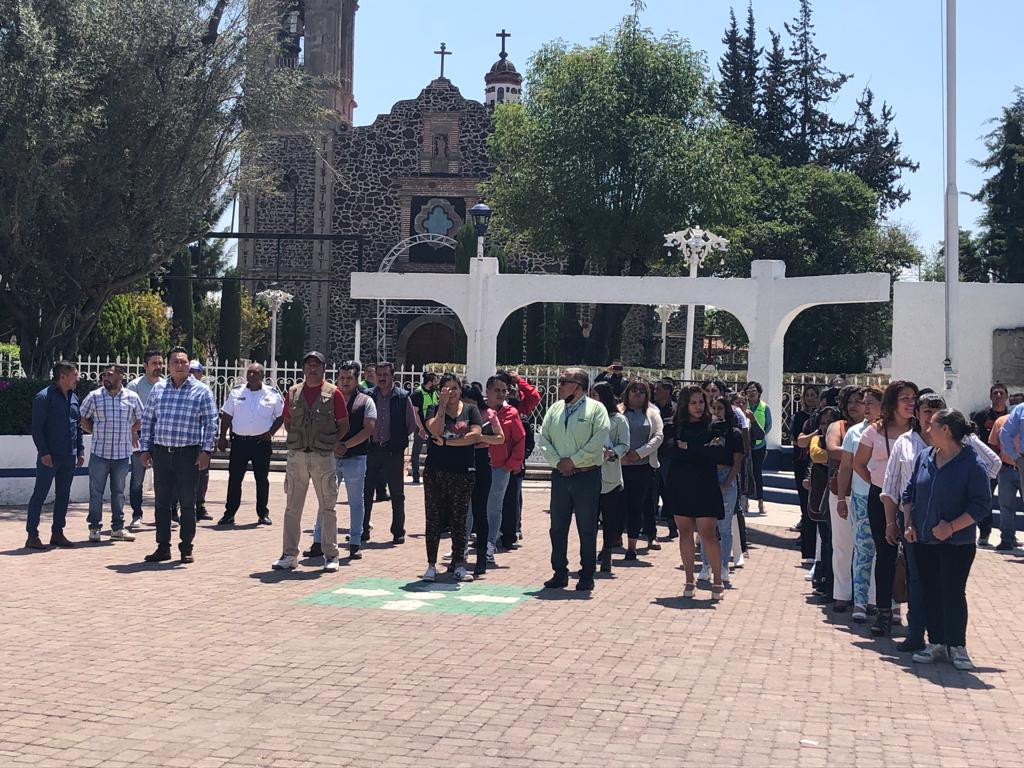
[434,42,452,78]
[496,29,511,59]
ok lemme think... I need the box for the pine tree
[972,88,1024,282]
[218,271,242,362]
[740,3,761,126]
[784,0,851,165]
[754,30,792,159]
[717,9,747,124]
[832,88,918,215]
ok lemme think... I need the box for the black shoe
[180,552,195,564]
[870,610,893,637]
[217,514,235,526]
[171,511,180,523]
[624,549,638,561]
[348,546,362,560]
[543,573,569,589]
[393,535,405,545]
[257,515,272,526]
[833,600,850,613]
[576,575,595,591]
[895,636,926,653]
[599,548,612,573]
[411,478,420,485]
[376,493,390,502]
[978,534,991,547]
[995,539,1020,551]
[49,532,75,548]
[195,508,213,521]
[25,534,48,550]
[144,547,172,563]
[647,539,662,551]
[362,530,371,542]
[303,542,323,558]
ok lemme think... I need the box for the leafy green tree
[218,272,242,362]
[485,12,745,364]
[0,0,327,376]
[972,88,1024,283]
[81,292,170,359]
[239,292,270,360]
[922,229,988,283]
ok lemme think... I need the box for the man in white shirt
[216,363,284,526]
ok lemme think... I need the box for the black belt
[232,434,267,441]
[1003,462,1018,471]
[153,444,200,453]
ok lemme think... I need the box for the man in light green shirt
[538,368,610,592]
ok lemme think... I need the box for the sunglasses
[558,378,579,386]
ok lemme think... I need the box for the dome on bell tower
[484,29,523,110]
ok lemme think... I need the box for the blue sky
[224,1,1019,256]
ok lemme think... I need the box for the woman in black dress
[667,384,733,601]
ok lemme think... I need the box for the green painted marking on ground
[299,577,534,616]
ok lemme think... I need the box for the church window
[423,205,454,236]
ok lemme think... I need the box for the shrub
[0,378,98,436]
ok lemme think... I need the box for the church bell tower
[304,0,358,124]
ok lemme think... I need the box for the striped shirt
[139,376,219,453]
[80,387,144,460]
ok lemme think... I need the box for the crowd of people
[23,350,1024,669]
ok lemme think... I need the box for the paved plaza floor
[1,471,1023,767]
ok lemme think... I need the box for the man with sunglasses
[537,368,610,591]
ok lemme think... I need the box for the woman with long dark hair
[667,385,732,600]
[618,379,664,560]
[592,382,629,573]
[854,379,918,636]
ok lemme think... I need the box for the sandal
[682,582,696,598]
[711,584,725,602]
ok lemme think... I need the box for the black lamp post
[469,202,492,258]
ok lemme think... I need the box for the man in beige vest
[272,352,350,572]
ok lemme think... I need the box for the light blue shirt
[80,387,144,460]
[999,402,1024,462]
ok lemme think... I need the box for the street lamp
[256,288,293,388]
[469,202,492,258]
[653,304,680,366]
[663,226,729,381]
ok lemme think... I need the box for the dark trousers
[129,451,146,519]
[196,468,209,510]
[471,449,492,572]
[812,490,833,595]
[152,445,200,552]
[902,527,927,640]
[423,469,473,565]
[224,437,272,518]
[499,471,522,548]
[26,454,75,536]
[978,479,996,539]
[750,446,766,500]
[657,458,677,536]
[736,498,748,552]
[599,486,625,555]
[363,446,405,538]
[866,484,897,611]
[622,464,655,541]
[794,458,810,517]
[914,542,976,648]
[410,434,426,482]
[549,469,601,578]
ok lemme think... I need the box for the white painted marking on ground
[332,588,394,597]
[453,595,520,604]
[404,592,445,600]
[380,600,425,611]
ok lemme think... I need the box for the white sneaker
[698,565,710,581]
[442,550,454,561]
[272,554,297,571]
[453,565,474,582]
[912,643,948,664]
[949,646,975,670]
[110,529,135,542]
[129,518,144,531]
[734,553,745,569]
[88,529,101,543]
[421,565,437,582]
[323,557,339,573]
[486,543,497,565]
[721,567,732,586]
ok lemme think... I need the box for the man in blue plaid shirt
[139,346,218,563]
[80,364,144,543]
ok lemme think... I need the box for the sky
[223,0,1021,257]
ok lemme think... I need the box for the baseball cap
[303,351,326,365]
[189,360,204,372]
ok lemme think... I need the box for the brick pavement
[1,470,1023,767]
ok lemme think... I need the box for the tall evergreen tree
[831,88,918,216]
[717,9,749,126]
[754,30,792,159]
[740,3,761,126]
[218,271,242,362]
[784,0,851,165]
[972,88,1024,282]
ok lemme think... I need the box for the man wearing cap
[217,362,284,526]
[139,346,219,564]
[273,352,349,572]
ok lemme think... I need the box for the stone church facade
[239,2,698,368]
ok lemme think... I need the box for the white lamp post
[256,288,293,388]
[942,0,960,407]
[654,304,680,366]
[663,227,729,381]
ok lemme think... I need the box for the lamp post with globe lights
[256,288,294,387]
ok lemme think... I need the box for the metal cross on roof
[434,42,452,78]
[496,29,511,59]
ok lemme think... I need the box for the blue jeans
[997,465,1021,544]
[313,454,367,547]
[88,456,130,531]
[26,454,76,536]
[699,467,737,573]
[486,467,512,547]
[129,450,146,519]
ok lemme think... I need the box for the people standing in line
[363,362,417,544]
[905,410,992,671]
[618,380,664,561]
[790,385,821,538]
[697,396,745,587]
[408,373,438,485]
[188,361,214,522]
[421,373,483,583]
[667,384,732,601]
[126,350,164,530]
[216,362,283,527]
[80,365,143,543]
[744,381,772,516]
[805,406,840,597]
[306,361,377,560]
[652,378,678,541]
[854,380,919,637]
[591,382,629,574]
[820,375,846,408]
[461,385,503,575]
[483,376,526,568]
[498,369,541,416]
[138,347,219,564]
[971,383,1009,546]
[990,406,1022,550]
[729,390,753,565]
[594,361,627,399]
[838,387,879,621]
[360,363,390,504]
[538,368,610,592]
[498,379,535,547]
[272,352,349,573]
[826,386,864,612]
[24,361,85,550]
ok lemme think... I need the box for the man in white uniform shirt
[217,363,284,526]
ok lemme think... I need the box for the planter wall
[0,435,97,506]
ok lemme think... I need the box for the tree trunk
[584,304,631,364]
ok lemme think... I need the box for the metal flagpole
[942,0,960,406]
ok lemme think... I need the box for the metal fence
[0,354,889,446]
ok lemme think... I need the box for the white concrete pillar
[747,260,788,450]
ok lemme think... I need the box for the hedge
[0,379,99,436]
